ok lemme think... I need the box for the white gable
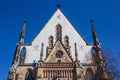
[23,9,93,64]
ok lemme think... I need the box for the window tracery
[56,51,63,58]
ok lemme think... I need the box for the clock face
[56,51,63,58]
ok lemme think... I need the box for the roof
[22,8,93,64]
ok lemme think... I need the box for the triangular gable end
[45,41,73,63]
[24,8,93,64]
[32,8,87,45]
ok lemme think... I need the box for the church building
[8,6,111,80]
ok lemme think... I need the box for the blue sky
[0,0,120,80]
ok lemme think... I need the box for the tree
[85,48,120,80]
[103,49,120,80]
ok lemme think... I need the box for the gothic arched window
[48,35,53,48]
[64,35,69,48]
[21,47,26,57]
[56,24,62,41]
[25,68,33,80]
[86,71,92,80]
[19,47,26,64]
[85,68,94,80]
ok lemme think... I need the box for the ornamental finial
[57,4,61,9]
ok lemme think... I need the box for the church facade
[8,7,111,80]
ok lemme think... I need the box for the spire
[90,19,100,46]
[40,43,44,61]
[75,43,78,61]
[11,20,26,66]
[19,19,26,44]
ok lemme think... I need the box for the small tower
[40,43,44,61]
[90,19,103,59]
[8,20,27,80]
[74,43,78,61]
[12,20,27,65]
[90,19,111,79]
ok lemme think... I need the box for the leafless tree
[103,49,120,80]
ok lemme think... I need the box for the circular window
[56,51,63,58]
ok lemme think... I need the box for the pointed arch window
[19,47,26,64]
[86,71,92,80]
[21,47,26,56]
[25,68,33,80]
[56,24,62,41]
[64,35,69,48]
[48,35,54,48]
[85,68,94,80]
